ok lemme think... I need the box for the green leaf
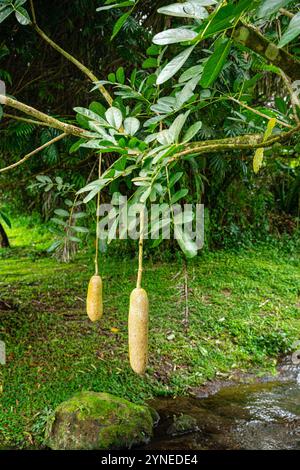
[89,101,106,118]
[83,188,101,203]
[54,209,69,217]
[175,229,198,258]
[183,121,202,142]
[156,129,174,145]
[36,175,52,183]
[146,44,160,55]
[168,111,190,143]
[51,217,67,227]
[171,188,188,204]
[156,46,195,85]
[69,138,85,153]
[15,6,31,25]
[142,58,157,69]
[47,241,62,252]
[157,2,210,19]
[71,226,89,233]
[111,11,130,40]
[169,171,183,188]
[253,118,276,174]
[197,0,254,40]
[116,66,125,84]
[140,186,152,203]
[150,96,176,114]
[14,0,27,7]
[69,236,82,243]
[153,28,197,45]
[175,77,198,108]
[108,72,116,83]
[253,148,264,174]
[0,210,11,228]
[74,107,108,126]
[72,212,87,219]
[105,107,123,129]
[264,118,277,140]
[278,12,300,47]
[258,0,293,18]
[124,117,140,136]
[200,39,231,88]
[0,5,13,23]
[179,64,203,83]
[96,1,134,11]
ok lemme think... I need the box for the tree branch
[0,95,86,138]
[171,124,300,161]
[232,22,300,81]
[0,133,67,174]
[29,0,113,106]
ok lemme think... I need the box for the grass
[0,216,299,448]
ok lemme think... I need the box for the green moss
[233,26,250,44]
[46,391,153,449]
[265,44,279,61]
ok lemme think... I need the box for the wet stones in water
[167,414,199,436]
[45,391,155,450]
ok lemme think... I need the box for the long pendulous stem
[29,0,113,106]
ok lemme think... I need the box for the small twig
[230,97,293,129]
[94,154,102,276]
[3,113,53,128]
[279,8,294,19]
[136,208,145,289]
[29,0,113,106]
[183,259,189,331]
[0,133,66,173]
[0,95,86,138]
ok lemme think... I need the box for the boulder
[45,391,154,450]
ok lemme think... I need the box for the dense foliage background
[1,0,300,252]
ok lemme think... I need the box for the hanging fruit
[128,208,149,374]
[86,153,103,322]
[86,274,103,321]
[128,287,149,374]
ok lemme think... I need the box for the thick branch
[0,95,86,138]
[232,22,300,81]
[171,124,300,161]
[0,133,67,174]
[29,0,113,106]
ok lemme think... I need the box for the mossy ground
[0,216,299,448]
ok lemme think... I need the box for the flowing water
[143,362,300,450]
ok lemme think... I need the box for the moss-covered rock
[45,391,154,450]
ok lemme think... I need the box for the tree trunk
[0,223,10,248]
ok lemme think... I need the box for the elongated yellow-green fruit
[128,287,149,375]
[86,275,103,322]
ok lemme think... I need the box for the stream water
[143,361,300,450]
